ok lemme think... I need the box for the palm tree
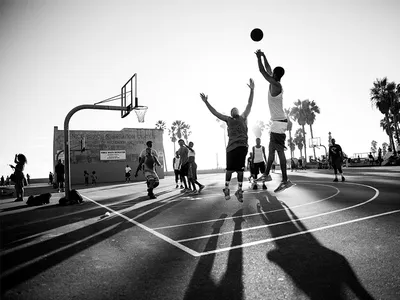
[155,120,166,131]
[291,100,308,163]
[252,120,268,139]
[284,108,294,160]
[293,128,304,159]
[303,100,321,160]
[370,77,397,152]
[168,124,178,153]
[391,83,400,148]
[155,120,167,172]
[382,142,389,156]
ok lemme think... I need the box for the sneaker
[149,193,157,199]
[176,184,179,188]
[252,183,258,190]
[199,185,205,192]
[333,178,338,182]
[274,180,295,193]
[223,188,231,200]
[341,176,345,182]
[180,185,184,189]
[234,189,244,203]
[191,190,199,195]
[262,184,268,190]
[255,174,272,182]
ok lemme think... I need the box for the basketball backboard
[309,137,321,148]
[121,73,136,118]
[121,73,147,122]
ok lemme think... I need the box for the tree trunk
[302,125,307,163]
[310,124,316,160]
[288,130,293,161]
[386,113,396,152]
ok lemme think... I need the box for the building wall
[53,127,165,185]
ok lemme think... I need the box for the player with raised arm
[200,78,254,202]
[255,49,294,193]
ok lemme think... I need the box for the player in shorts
[200,78,254,202]
[135,145,161,199]
[328,138,345,182]
[255,49,294,193]
[251,138,268,190]
[184,141,205,194]
[177,139,191,192]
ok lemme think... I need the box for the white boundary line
[198,209,400,256]
[81,195,200,257]
[153,183,340,230]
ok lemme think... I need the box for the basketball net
[133,106,148,123]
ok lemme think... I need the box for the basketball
[250,28,263,42]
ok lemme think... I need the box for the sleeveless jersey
[253,146,264,163]
[268,89,286,121]
[226,116,248,152]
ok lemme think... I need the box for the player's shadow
[256,193,375,300]
[184,210,244,300]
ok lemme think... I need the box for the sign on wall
[100,150,126,161]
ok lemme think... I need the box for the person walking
[328,138,345,182]
[200,78,254,202]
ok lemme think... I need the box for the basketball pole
[63,104,130,200]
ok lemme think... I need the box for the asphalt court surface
[85,177,386,257]
[1,167,399,299]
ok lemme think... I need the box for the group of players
[136,49,346,202]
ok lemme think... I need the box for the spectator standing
[91,171,97,186]
[125,165,132,183]
[26,174,30,185]
[0,176,4,186]
[55,159,65,192]
[49,172,53,185]
[84,170,89,186]
[173,151,183,189]
[9,154,28,202]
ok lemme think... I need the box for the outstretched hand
[247,78,254,90]
[200,93,208,103]
[255,49,265,58]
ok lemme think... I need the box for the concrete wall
[53,127,165,185]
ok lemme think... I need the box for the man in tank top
[200,78,254,203]
[251,138,267,190]
[255,49,295,193]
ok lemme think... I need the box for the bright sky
[1,0,399,179]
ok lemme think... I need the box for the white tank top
[253,146,264,163]
[268,89,286,120]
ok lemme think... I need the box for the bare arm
[242,78,254,118]
[200,93,229,122]
[255,50,281,88]
[154,155,161,167]
[135,157,144,176]
[262,146,267,162]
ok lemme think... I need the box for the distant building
[53,127,165,185]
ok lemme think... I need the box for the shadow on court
[184,210,244,300]
[0,194,183,294]
[256,193,375,300]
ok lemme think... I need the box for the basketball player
[251,138,268,190]
[135,145,161,199]
[254,49,294,193]
[328,138,345,182]
[177,139,191,192]
[200,78,254,202]
[184,141,205,194]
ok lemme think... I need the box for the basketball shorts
[226,146,248,172]
[180,163,189,176]
[253,161,266,175]
[269,132,286,152]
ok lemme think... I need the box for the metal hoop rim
[133,105,148,110]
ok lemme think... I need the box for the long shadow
[256,193,375,300]
[184,210,244,300]
[0,195,184,294]
[0,190,176,248]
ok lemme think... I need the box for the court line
[176,182,379,243]
[153,183,340,230]
[198,209,400,256]
[81,195,200,257]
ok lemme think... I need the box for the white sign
[100,150,126,161]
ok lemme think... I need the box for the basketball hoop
[133,105,148,123]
